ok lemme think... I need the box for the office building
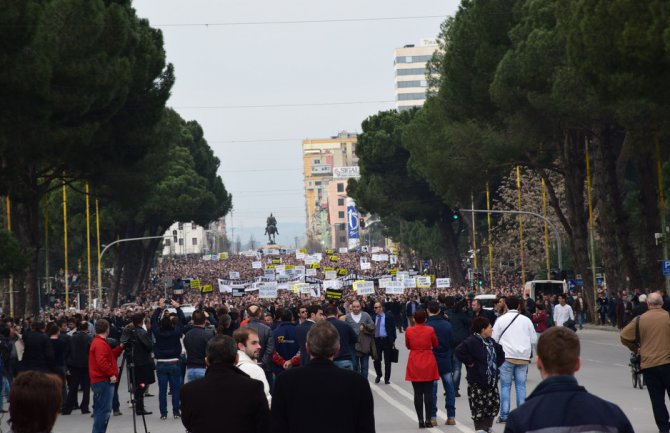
[394,38,439,111]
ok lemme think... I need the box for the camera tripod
[118,342,150,433]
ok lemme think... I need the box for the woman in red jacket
[405,310,439,428]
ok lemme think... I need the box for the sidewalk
[582,323,620,333]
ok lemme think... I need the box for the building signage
[333,166,360,179]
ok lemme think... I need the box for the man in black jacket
[184,310,215,382]
[504,327,633,433]
[21,321,55,372]
[62,322,92,414]
[271,321,374,433]
[372,301,396,384]
[180,335,269,433]
[325,306,357,370]
[121,313,154,415]
[295,304,324,366]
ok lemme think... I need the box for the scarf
[475,333,497,386]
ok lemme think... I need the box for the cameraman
[121,313,154,416]
[151,299,185,420]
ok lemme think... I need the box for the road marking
[582,357,628,368]
[368,372,475,433]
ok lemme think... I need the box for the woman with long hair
[455,317,505,433]
[405,310,439,428]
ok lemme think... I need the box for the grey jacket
[345,311,374,335]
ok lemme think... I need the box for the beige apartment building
[394,38,439,111]
[302,132,358,249]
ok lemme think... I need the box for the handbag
[390,345,399,363]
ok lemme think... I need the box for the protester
[405,310,439,428]
[21,321,55,372]
[295,304,323,366]
[573,291,588,329]
[234,327,272,406]
[271,308,300,376]
[372,301,397,385]
[183,310,215,382]
[455,317,505,433]
[271,320,375,433]
[63,321,92,415]
[553,294,575,328]
[151,299,185,420]
[445,296,471,397]
[425,301,456,426]
[492,296,537,424]
[345,300,375,377]
[89,319,124,433]
[180,335,270,433]
[121,313,154,416]
[8,371,63,433]
[505,327,633,433]
[621,292,670,433]
[325,306,358,370]
[245,305,275,386]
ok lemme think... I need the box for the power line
[156,15,447,28]
[173,100,394,109]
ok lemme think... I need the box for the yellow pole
[471,192,478,281]
[96,198,102,305]
[486,182,494,290]
[6,196,13,317]
[85,182,92,308]
[62,178,69,308]
[516,166,526,286]
[541,178,551,279]
[656,134,670,292]
[586,141,598,306]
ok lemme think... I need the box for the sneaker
[446,418,456,425]
[174,414,181,419]
[455,391,461,397]
[497,417,507,423]
[113,411,123,416]
[430,419,437,426]
[160,415,167,420]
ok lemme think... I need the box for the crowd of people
[2,251,667,433]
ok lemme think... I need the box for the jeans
[333,359,354,370]
[355,354,370,378]
[643,363,670,432]
[578,312,586,329]
[451,353,462,393]
[156,362,181,417]
[499,361,528,420]
[185,367,206,383]
[432,371,456,419]
[92,381,114,433]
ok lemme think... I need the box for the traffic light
[478,278,484,287]
[452,210,460,221]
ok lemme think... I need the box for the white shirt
[492,310,537,361]
[236,350,271,407]
[553,304,575,327]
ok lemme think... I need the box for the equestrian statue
[265,213,279,245]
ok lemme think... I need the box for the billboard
[333,166,360,179]
[347,197,360,249]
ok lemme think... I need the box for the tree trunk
[436,214,465,286]
[636,155,663,288]
[14,196,41,316]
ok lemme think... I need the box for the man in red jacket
[89,319,124,433]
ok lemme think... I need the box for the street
[6,327,655,433]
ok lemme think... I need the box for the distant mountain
[228,222,307,250]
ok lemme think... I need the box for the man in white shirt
[492,296,537,424]
[233,327,271,407]
[553,294,575,327]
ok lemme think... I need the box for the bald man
[246,305,275,387]
[621,292,670,433]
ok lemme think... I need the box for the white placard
[252,261,262,269]
[397,271,410,281]
[217,278,232,293]
[259,287,277,299]
[325,270,337,280]
[371,246,383,253]
[264,269,276,280]
[404,277,417,288]
[305,268,317,276]
[386,281,405,294]
[372,254,389,262]
[390,255,398,265]
[296,252,306,260]
[229,271,240,280]
[339,247,348,254]
[436,278,451,288]
[323,279,342,290]
[304,256,317,265]
[275,265,286,274]
[378,277,392,289]
[294,266,306,275]
[314,253,323,261]
[310,286,321,297]
[297,283,311,294]
[355,281,374,295]
[360,261,371,270]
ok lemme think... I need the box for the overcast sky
[133,0,460,240]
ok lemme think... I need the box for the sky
[133,0,461,243]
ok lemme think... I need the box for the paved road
[1,327,656,432]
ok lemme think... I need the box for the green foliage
[0,230,29,277]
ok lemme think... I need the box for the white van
[524,280,568,301]
[474,294,498,311]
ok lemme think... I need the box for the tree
[347,109,466,285]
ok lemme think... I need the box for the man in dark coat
[372,301,396,384]
[180,335,269,433]
[120,313,154,415]
[295,304,324,366]
[245,305,275,384]
[271,321,374,433]
[325,306,358,370]
[62,321,93,414]
[446,296,471,397]
[426,301,456,426]
[21,321,55,372]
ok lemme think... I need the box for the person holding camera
[121,312,155,416]
[151,298,185,420]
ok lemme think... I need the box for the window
[178,222,183,230]
[337,198,344,206]
[397,92,427,101]
[164,239,171,246]
[396,68,426,76]
[338,211,345,219]
[315,181,321,186]
[172,230,177,236]
[337,183,344,192]
[405,56,412,63]
[192,238,198,246]
[313,159,321,164]
[178,238,184,246]
[395,55,432,64]
[191,223,196,230]
[396,80,422,88]
[339,236,346,243]
[339,223,346,231]
[420,80,428,87]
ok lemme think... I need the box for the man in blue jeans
[492,296,537,424]
[426,301,456,426]
[89,319,124,433]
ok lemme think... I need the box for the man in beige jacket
[621,292,670,433]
